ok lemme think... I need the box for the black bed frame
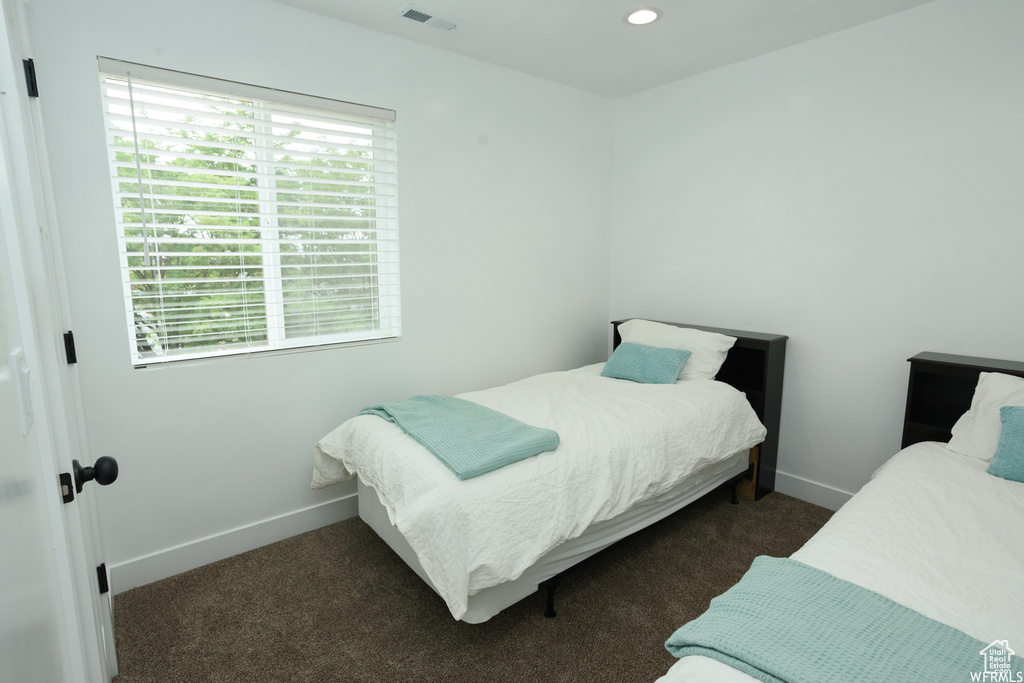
[902,351,1024,448]
[611,320,787,500]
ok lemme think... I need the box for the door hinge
[59,472,74,503]
[96,563,109,595]
[63,331,77,364]
[23,58,38,97]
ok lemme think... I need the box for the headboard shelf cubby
[902,351,1024,448]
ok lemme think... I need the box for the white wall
[611,0,1024,507]
[28,0,611,589]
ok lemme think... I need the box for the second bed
[656,351,1024,682]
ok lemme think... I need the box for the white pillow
[947,372,1024,461]
[617,319,736,381]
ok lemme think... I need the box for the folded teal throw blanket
[665,556,1016,683]
[359,395,559,480]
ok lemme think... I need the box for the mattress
[314,362,767,620]
[656,441,1024,682]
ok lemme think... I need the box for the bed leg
[541,577,561,618]
[730,480,740,505]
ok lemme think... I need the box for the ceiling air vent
[398,4,462,31]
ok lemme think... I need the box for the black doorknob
[73,456,119,494]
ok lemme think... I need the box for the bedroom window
[98,58,400,366]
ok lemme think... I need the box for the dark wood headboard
[611,320,787,500]
[902,352,1024,448]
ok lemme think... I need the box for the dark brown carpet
[112,487,831,682]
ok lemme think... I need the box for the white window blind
[98,58,400,366]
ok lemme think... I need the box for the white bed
[657,355,1024,682]
[313,351,769,622]
[657,441,1024,682]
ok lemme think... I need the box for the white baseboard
[773,470,854,511]
[109,493,357,594]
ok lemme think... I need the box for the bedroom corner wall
[609,0,1024,508]
[27,0,612,590]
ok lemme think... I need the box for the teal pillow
[987,406,1024,483]
[601,343,692,384]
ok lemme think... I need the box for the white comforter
[313,363,766,620]
[657,441,1024,682]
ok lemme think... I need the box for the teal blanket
[359,395,559,480]
[666,556,1018,683]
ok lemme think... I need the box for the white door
[0,184,74,683]
[0,0,116,679]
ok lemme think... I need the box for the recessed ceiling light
[626,8,661,25]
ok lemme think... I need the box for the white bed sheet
[313,363,767,620]
[657,441,1024,683]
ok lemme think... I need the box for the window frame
[97,57,401,367]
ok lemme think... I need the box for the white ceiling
[270,0,936,98]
